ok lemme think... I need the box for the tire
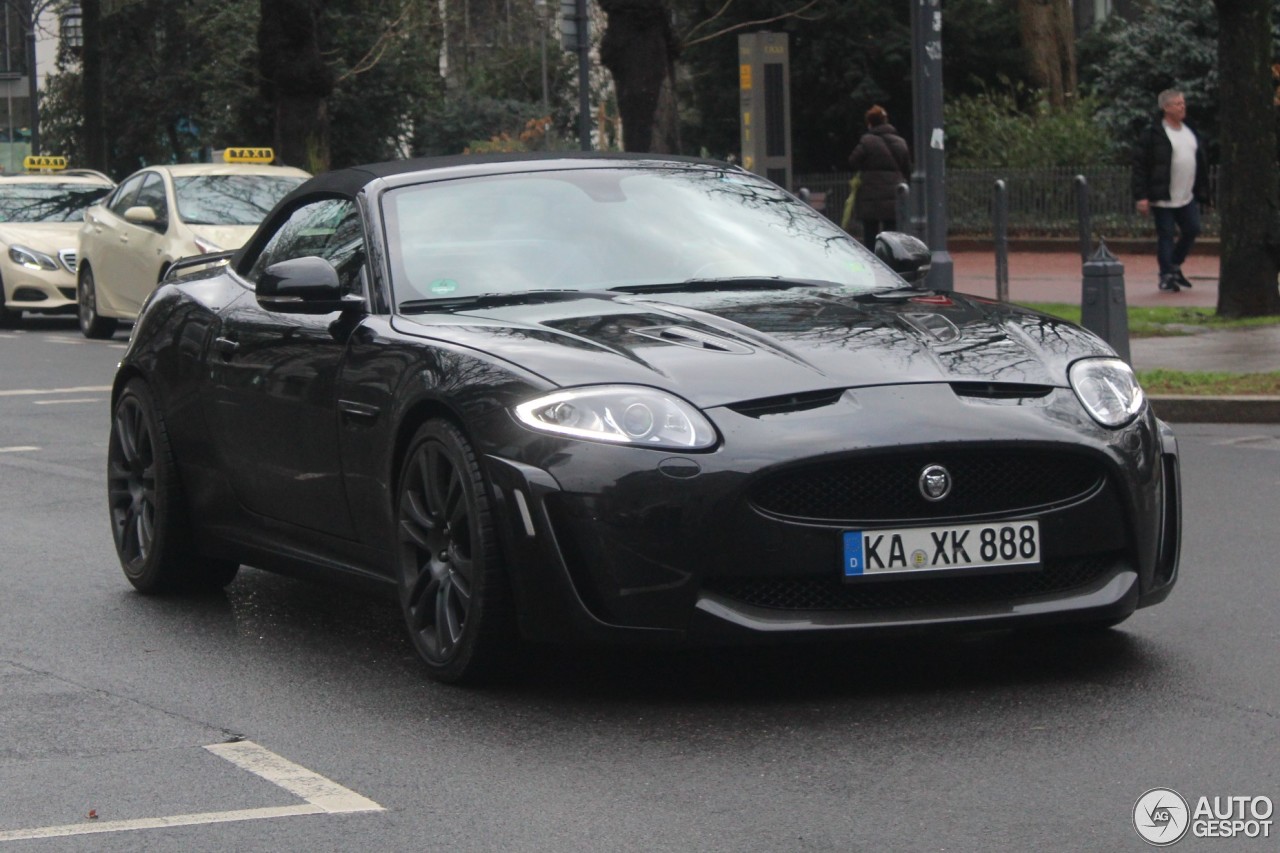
[396,419,515,684]
[78,265,118,339]
[0,279,20,328]
[108,378,239,593]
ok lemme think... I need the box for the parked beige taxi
[76,148,309,338]
[0,157,113,327]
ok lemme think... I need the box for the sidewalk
[948,247,1280,423]
[952,247,1219,309]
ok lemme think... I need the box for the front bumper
[2,263,77,313]
[480,384,1181,645]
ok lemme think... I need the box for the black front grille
[705,554,1119,612]
[750,449,1106,522]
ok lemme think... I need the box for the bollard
[1080,240,1131,363]
[993,179,1009,303]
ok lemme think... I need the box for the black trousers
[862,218,896,248]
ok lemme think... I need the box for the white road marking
[0,446,39,453]
[0,740,383,842]
[33,398,102,406]
[203,741,384,814]
[0,385,111,397]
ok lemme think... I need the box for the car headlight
[8,245,59,271]
[1069,357,1145,427]
[514,385,717,449]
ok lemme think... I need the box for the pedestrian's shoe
[1158,273,1181,292]
[1172,266,1193,288]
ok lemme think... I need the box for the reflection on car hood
[186,224,258,253]
[0,221,81,252]
[395,288,1114,407]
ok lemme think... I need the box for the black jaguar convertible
[107,153,1181,682]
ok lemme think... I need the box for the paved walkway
[949,248,1280,375]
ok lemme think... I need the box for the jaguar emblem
[919,464,952,501]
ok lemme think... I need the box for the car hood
[0,221,81,252]
[394,288,1114,407]
[186,224,257,253]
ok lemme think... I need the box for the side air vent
[629,325,754,354]
[951,382,1054,400]
[727,389,846,418]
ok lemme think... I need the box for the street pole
[575,0,589,150]
[82,0,106,171]
[911,0,953,290]
[24,2,37,156]
[908,0,927,241]
[535,0,548,116]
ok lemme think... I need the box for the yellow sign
[739,64,752,90]
[223,147,275,164]
[23,155,67,171]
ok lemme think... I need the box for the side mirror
[874,231,932,286]
[124,205,158,225]
[257,256,363,315]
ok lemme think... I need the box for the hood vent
[629,325,754,354]
[902,312,961,343]
[728,389,846,418]
[951,382,1054,400]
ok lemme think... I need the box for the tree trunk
[599,0,677,152]
[1214,0,1280,316]
[81,0,107,171]
[259,0,332,172]
[1015,0,1076,108]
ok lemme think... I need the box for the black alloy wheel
[396,419,513,683]
[78,266,118,339]
[108,378,238,592]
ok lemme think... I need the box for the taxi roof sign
[223,147,275,164]
[24,155,68,172]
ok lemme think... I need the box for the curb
[949,237,1221,256]
[1149,395,1280,424]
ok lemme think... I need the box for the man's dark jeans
[1153,202,1201,275]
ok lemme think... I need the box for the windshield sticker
[429,278,459,295]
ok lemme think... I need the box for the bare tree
[1015,0,1076,108]
[259,0,332,172]
[599,0,823,153]
[598,0,678,152]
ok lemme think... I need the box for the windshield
[383,167,901,305]
[0,184,111,222]
[174,174,306,225]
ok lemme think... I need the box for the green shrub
[944,82,1116,168]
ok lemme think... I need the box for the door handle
[212,336,239,357]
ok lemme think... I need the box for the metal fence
[794,167,1220,239]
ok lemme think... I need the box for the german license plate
[843,520,1040,578]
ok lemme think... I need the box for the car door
[82,172,144,315]
[110,171,172,316]
[205,197,366,540]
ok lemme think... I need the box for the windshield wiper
[608,277,832,295]
[398,289,593,314]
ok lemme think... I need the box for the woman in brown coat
[848,105,912,247]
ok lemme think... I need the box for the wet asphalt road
[1,317,1278,852]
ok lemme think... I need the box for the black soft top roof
[291,151,737,199]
